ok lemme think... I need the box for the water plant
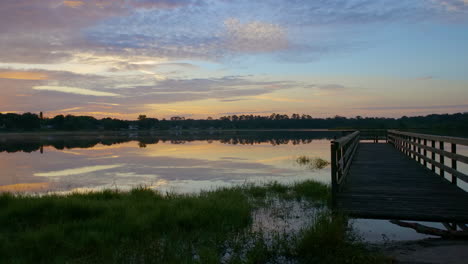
[296,156,331,170]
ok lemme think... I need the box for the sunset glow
[0,0,467,119]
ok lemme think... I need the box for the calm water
[0,130,343,193]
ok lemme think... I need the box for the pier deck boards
[336,143,468,222]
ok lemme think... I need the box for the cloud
[0,70,303,118]
[0,71,48,80]
[223,18,288,53]
[316,84,347,90]
[353,104,468,110]
[218,110,281,115]
[1,0,465,65]
[33,86,121,97]
[132,0,195,9]
[253,95,308,103]
[431,0,468,12]
[415,76,433,80]
[219,98,250,102]
[0,0,196,64]
[63,1,85,8]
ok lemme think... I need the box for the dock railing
[388,130,468,185]
[331,131,360,203]
[359,129,388,143]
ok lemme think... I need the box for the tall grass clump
[295,211,389,264]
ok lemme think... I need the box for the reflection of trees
[0,136,129,153]
[0,131,346,153]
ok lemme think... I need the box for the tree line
[0,112,467,132]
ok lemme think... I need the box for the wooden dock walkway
[331,130,468,222]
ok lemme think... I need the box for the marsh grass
[295,212,388,264]
[296,156,330,170]
[0,181,387,263]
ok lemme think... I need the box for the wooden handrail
[388,130,468,185]
[388,130,468,146]
[334,131,360,145]
[331,131,360,204]
[359,129,388,143]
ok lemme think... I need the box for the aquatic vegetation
[0,181,386,263]
[296,156,331,170]
[295,212,388,264]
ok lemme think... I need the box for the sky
[0,0,467,119]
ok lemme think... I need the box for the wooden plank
[335,143,468,222]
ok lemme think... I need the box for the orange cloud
[0,182,50,193]
[0,71,48,80]
[63,0,84,8]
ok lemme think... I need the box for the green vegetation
[296,156,331,170]
[296,212,387,264]
[0,181,387,263]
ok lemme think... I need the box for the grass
[0,181,388,263]
[295,212,388,264]
[296,156,331,170]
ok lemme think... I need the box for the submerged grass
[0,181,387,263]
[295,156,331,170]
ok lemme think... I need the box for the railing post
[440,141,445,178]
[410,136,413,156]
[431,140,436,172]
[423,139,427,168]
[387,131,467,188]
[337,145,343,183]
[405,135,408,155]
[417,137,421,164]
[405,136,409,156]
[331,141,338,206]
[451,143,457,185]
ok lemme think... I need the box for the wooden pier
[331,130,468,222]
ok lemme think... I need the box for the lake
[0,130,345,194]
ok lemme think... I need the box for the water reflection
[34,165,125,177]
[353,218,468,244]
[0,131,340,193]
[0,130,343,153]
